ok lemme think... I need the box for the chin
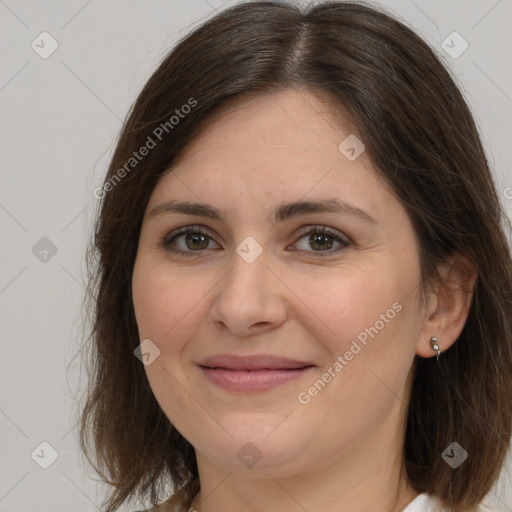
[194,425,312,476]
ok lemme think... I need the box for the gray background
[0,0,511,511]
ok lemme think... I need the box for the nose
[209,247,288,337]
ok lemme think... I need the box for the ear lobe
[416,253,477,358]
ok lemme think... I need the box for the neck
[190,467,418,512]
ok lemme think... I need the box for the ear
[416,253,477,358]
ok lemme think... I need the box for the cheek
[132,258,206,426]
[132,257,200,344]
[291,264,404,353]
[291,258,420,404]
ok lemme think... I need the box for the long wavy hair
[78,2,512,511]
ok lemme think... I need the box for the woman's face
[132,89,428,479]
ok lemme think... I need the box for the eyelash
[159,225,351,257]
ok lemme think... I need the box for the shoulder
[402,493,438,512]
[402,493,499,512]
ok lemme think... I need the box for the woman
[80,1,512,511]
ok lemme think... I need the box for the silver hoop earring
[431,336,441,361]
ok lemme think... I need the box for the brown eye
[292,226,350,255]
[183,232,210,250]
[309,232,335,251]
[161,226,220,255]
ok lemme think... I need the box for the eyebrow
[149,198,376,225]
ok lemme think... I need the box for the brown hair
[79,2,512,511]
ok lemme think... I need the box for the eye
[159,225,351,257]
[160,226,220,256]
[290,225,351,256]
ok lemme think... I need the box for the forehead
[148,88,392,223]
[175,88,362,169]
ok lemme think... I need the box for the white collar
[402,493,439,512]
[402,493,497,512]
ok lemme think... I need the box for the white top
[403,494,441,511]
[141,492,497,511]
[403,493,496,512]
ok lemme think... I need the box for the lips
[196,354,315,392]
[197,353,314,371]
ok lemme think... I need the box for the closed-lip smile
[196,354,316,392]
[197,353,315,370]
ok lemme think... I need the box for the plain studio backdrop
[0,1,511,511]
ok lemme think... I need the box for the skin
[132,88,475,512]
